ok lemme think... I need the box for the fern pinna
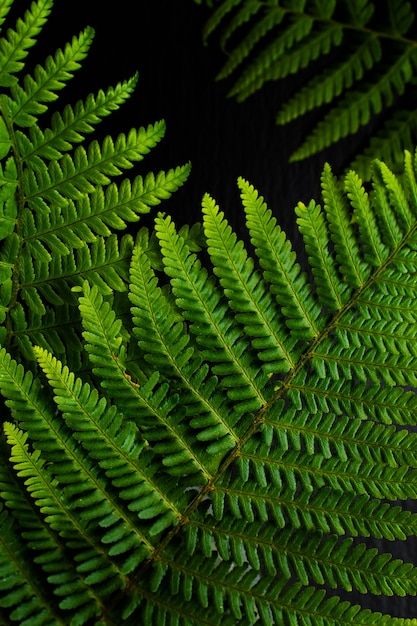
[1,1,417,625]
[196,0,417,179]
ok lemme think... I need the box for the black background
[31,0,357,237]
[14,0,417,620]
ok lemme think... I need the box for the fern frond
[3,1,417,622]
[78,281,214,478]
[4,153,417,621]
[8,26,94,127]
[343,0,375,26]
[344,168,388,265]
[291,45,417,162]
[34,344,182,538]
[10,305,82,368]
[320,162,369,286]
[232,21,344,101]
[228,13,315,101]
[23,121,167,207]
[202,192,296,373]
[0,0,189,369]
[351,106,417,179]
[218,0,263,51]
[32,347,178,555]
[129,243,238,458]
[0,0,53,87]
[202,0,243,44]
[276,34,381,125]
[239,177,322,338]
[186,517,417,595]
[0,503,63,625]
[386,0,415,36]
[289,368,417,425]
[0,443,100,624]
[126,156,417,620]
[0,0,14,31]
[19,235,133,324]
[136,540,416,626]
[215,5,286,81]
[0,344,181,548]
[2,420,125,619]
[209,479,417,541]
[200,0,417,176]
[155,211,270,415]
[18,74,139,163]
[269,407,417,469]
[295,199,348,310]
[23,165,190,254]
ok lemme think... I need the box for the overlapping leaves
[1,0,417,624]
[0,0,190,361]
[197,0,417,178]
[2,148,417,623]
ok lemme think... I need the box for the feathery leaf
[199,0,417,177]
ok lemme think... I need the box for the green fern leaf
[23,122,167,206]
[202,0,243,44]
[186,517,417,595]
[18,74,139,163]
[344,0,375,26]
[0,0,52,87]
[309,0,338,19]
[155,211,270,414]
[0,0,189,370]
[295,198,348,310]
[200,0,417,177]
[0,504,62,625]
[9,26,94,127]
[344,168,387,265]
[0,0,14,30]
[78,281,213,477]
[386,0,415,35]
[228,13,315,101]
[202,191,296,373]
[33,344,181,537]
[215,6,286,81]
[29,347,173,555]
[218,0,263,51]
[276,34,381,125]
[22,165,190,256]
[350,105,417,179]
[233,22,344,101]
[2,421,120,622]
[239,176,322,338]
[319,161,369,286]
[129,243,238,458]
[4,153,417,622]
[291,45,417,162]
[2,1,417,623]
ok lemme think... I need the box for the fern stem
[272,229,417,419]
[0,95,26,349]
[255,1,417,49]
[120,198,417,611]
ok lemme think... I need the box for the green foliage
[197,0,417,178]
[0,0,190,367]
[1,0,417,625]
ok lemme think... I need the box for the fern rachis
[1,1,417,625]
[196,0,417,179]
[3,155,417,622]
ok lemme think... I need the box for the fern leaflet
[198,0,417,177]
[2,152,417,622]
[1,1,417,624]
